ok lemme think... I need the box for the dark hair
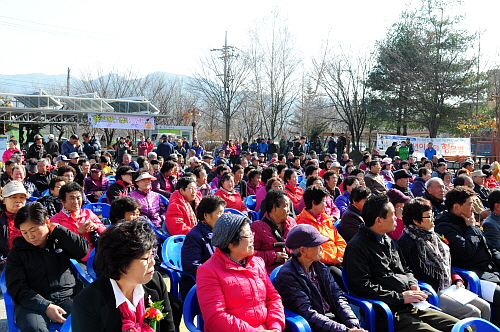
[276,164,288,175]
[57,165,76,177]
[453,175,467,187]
[5,160,17,167]
[196,195,226,221]
[216,165,230,175]
[115,166,134,181]
[423,160,432,167]
[78,158,89,166]
[284,169,297,182]
[368,160,379,169]
[192,166,206,178]
[59,182,83,202]
[160,160,177,174]
[440,171,453,181]
[402,198,432,227]
[304,165,319,177]
[418,167,430,177]
[323,170,338,183]
[436,162,446,168]
[456,169,469,177]
[220,218,250,254]
[136,156,147,169]
[109,196,142,224]
[231,164,244,174]
[303,186,329,210]
[14,202,48,229]
[342,176,358,191]
[306,175,322,188]
[70,134,79,140]
[261,167,277,184]
[489,189,500,212]
[362,194,390,227]
[399,160,409,167]
[100,155,110,164]
[217,172,234,188]
[264,189,288,215]
[95,220,157,280]
[445,186,476,211]
[49,176,66,191]
[266,177,284,191]
[176,176,196,190]
[350,186,371,204]
[350,169,364,177]
[291,156,300,163]
[248,169,262,182]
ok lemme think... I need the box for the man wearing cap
[25,134,45,160]
[44,134,59,155]
[29,159,55,193]
[393,169,414,198]
[191,140,204,160]
[174,139,187,159]
[61,134,82,158]
[471,170,490,207]
[68,152,80,168]
[157,134,175,160]
[364,161,387,194]
[344,194,462,332]
[275,224,366,332]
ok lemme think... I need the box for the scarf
[5,211,21,250]
[118,297,154,332]
[403,224,451,291]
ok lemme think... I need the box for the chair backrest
[87,248,98,280]
[159,194,169,209]
[211,188,217,195]
[269,265,283,284]
[224,208,246,217]
[244,195,257,211]
[69,259,94,286]
[42,189,50,196]
[451,317,500,332]
[161,235,186,270]
[82,203,111,219]
[60,314,72,332]
[97,194,108,203]
[183,285,204,332]
[453,267,481,295]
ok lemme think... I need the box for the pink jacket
[251,215,297,275]
[2,147,22,163]
[254,186,267,211]
[214,189,246,212]
[165,190,197,235]
[50,209,106,261]
[197,249,285,332]
[296,195,340,220]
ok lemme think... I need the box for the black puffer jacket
[275,257,360,332]
[435,211,500,282]
[5,225,89,313]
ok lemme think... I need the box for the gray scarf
[404,224,451,291]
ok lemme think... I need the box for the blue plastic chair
[211,188,217,194]
[160,235,194,300]
[60,314,72,332]
[82,203,111,219]
[86,248,98,280]
[451,317,500,332]
[145,218,169,241]
[41,189,50,196]
[224,208,246,217]
[26,196,38,203]
[69,258,94,286]
[159,194,170,209]
[1,271,63,332]
[453,267,481,295]
[244,195,257,211]
[97,194,108,203]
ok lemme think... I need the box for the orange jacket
[295,209,346,265]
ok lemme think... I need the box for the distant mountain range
[0,72,190,94]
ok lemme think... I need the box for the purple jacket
[334,192,351,217]
[411,177,427,198]
[210,175,221,190]
[128,189,166,227]
[84,176,110,203]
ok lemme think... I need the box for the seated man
[343,194,463,332]
[392,169,414,198]
[275,224,366,332]
[435,186,500,326]
[363,160,387,194]
[423,177,447,219]
[483,189,500,251]
[337,186,371,242]
[471,170,491,208]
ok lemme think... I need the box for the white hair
[425,177,444,190]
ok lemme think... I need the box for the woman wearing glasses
[397,198,490,320]
[197,213,285,332]
[72,220,176,332]
[165,177,199,235]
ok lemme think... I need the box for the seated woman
[11,164,40,197]
[197,213,285,332]
[441,171,454,192]
[337,186,371,242]
[99,155,114,176]
[72,220,176,332]
[84,164,110,203]
[296,186,347,289]
[232,164,248,199]
[255,167,278,211]
[411,167,431,198]
[296,176,340,219]
[275,225,366,332]
[37,176,66,217]
[109,196,142,225]
[5,202,89,332]
[180,195,226,298]
[0,181,28,271]
[381,161,395,183]
[284,169,304,212]
[246,169,263,196]
[50,182,106,261]
[128,169,166,228]
[165,177,198,235]
[152,160,178,198]
[334,176,360,217]
[105,165,134,204]
[386,188,411,240]
[192,166,211,197]
[214,172,247,212]
[251,189,297,275]
[397,198,490,321]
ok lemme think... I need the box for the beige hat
[2,181,28,198]
[134,172,157,182]
[471,170,486,177]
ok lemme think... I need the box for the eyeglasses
[240,233,254,239]
[422,214,435,220]
[138,248,158,263]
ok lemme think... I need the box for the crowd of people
[2,133,500,332]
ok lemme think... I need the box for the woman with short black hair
[37,176,66,217]
[106,166,134,204]
[165,177,199,235]
[109,196,142,225]
[72,220,176,332]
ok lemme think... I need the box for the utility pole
[211,32,237,140]
[66,67,71,96]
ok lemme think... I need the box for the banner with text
[376,134,471,157]
[88,113,155,130]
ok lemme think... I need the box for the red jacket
[251,215,297,275]
[165,190,197,235]
[214,189,246,212]
[284,184,304,211]
[197,249,285,332]
[50,209,106,261]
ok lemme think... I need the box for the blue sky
[1,0,497,78]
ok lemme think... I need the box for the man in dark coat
[25,134,46,160]
[275,224,365,332]
[44,134,59,155]
[157,134,174,160]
